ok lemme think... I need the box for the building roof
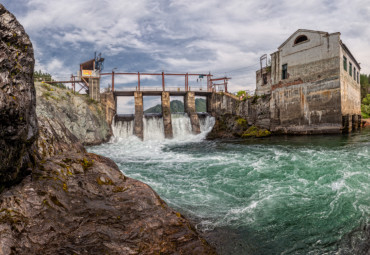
[278,29,339,49]
[80,59,95,70]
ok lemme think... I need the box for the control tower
[79,53,104,101]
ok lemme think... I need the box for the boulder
[0,4,38,189]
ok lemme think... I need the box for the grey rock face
[0,4,38,188]
[35,82,111,145]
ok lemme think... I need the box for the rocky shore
[0,5,215,254]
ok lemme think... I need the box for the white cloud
[4,0,369,93]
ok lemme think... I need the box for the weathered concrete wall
[184,92,200,134]
[256,67,272,96]
[161,92,173,139]
[134,92,143,140]
[89,78,100,101]
[270,79,343,134]
[339,46,361,115]
[100,91,115,125]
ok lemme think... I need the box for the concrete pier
[342,114,352,133]
[184,92,201,134]
[352,114,359,131]
[89,78,100,101]
[134,92,144,140]
[161,92,173,139]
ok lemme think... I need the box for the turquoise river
[88,115,370,255]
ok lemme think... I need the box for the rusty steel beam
[43,80,82,84]
[100,72,212,77]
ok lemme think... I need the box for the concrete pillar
[100,92,116,125]
[89,78,100,101]
[352,114,358,131]
[134,92,144,140]
[207,93,215,114]
[358,114,362,130]
[342,114,352,133]
[184,92,201,134]
[161,92,173,139]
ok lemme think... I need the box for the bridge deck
[113,91,212,97]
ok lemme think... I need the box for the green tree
[360,74,370,100]
[361,94,370,118]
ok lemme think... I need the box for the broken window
[343,56,347,71]
[282,64,288,80]
[294,35,308,45]
[349,62,352,76]
[262,73,268,85]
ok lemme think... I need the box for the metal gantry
[100,71,215,92]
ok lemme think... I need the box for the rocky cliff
[36,82,111,145]
[0,5,215,254]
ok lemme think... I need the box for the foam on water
[89,122,370,255]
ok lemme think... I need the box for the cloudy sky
[3,0,370,112]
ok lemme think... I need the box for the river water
[88,115,370,255]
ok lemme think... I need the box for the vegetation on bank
[360,74,370,118]
[34,70,68,90]
[361,94,370,119]
[242,125,271,138]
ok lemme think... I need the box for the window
[282,64,288,80]
[294,35,308,45]
[354,67,356,80]
[343,56,347,71]
[263,73,267,85]
[357,72,359,83]
[349,62,352,76]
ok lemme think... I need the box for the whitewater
[88,114,370,255]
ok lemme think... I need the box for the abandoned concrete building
[255,29,362,134]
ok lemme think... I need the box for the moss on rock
[242,126,271,138]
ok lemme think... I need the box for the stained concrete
[134,92,144,140]
[88,78,100,101]
[100,92,115,125]
[184,92,201,134]
[161,92,173,139]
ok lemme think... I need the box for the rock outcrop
[0,151,215,254]
[0,4,38,189]
[0,5,215,254]
[207,93,271,139]
[36,82,111,145]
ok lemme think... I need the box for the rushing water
[89,116,370,255]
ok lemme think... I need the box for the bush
[362,94,370,119]
[242,126,271,138]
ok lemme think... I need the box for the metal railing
[112,87,207,92]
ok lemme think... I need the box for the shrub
[242,126,271,138]
[362,94,370,119]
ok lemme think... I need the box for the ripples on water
[88,117,370,255]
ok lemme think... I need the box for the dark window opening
[282,64,288,80]
[262,73,268,85]
[343,56,347,71]
[294,35,308,45]
[354,67,356,81]
[357,72,359,83]
[349,62,352,76]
